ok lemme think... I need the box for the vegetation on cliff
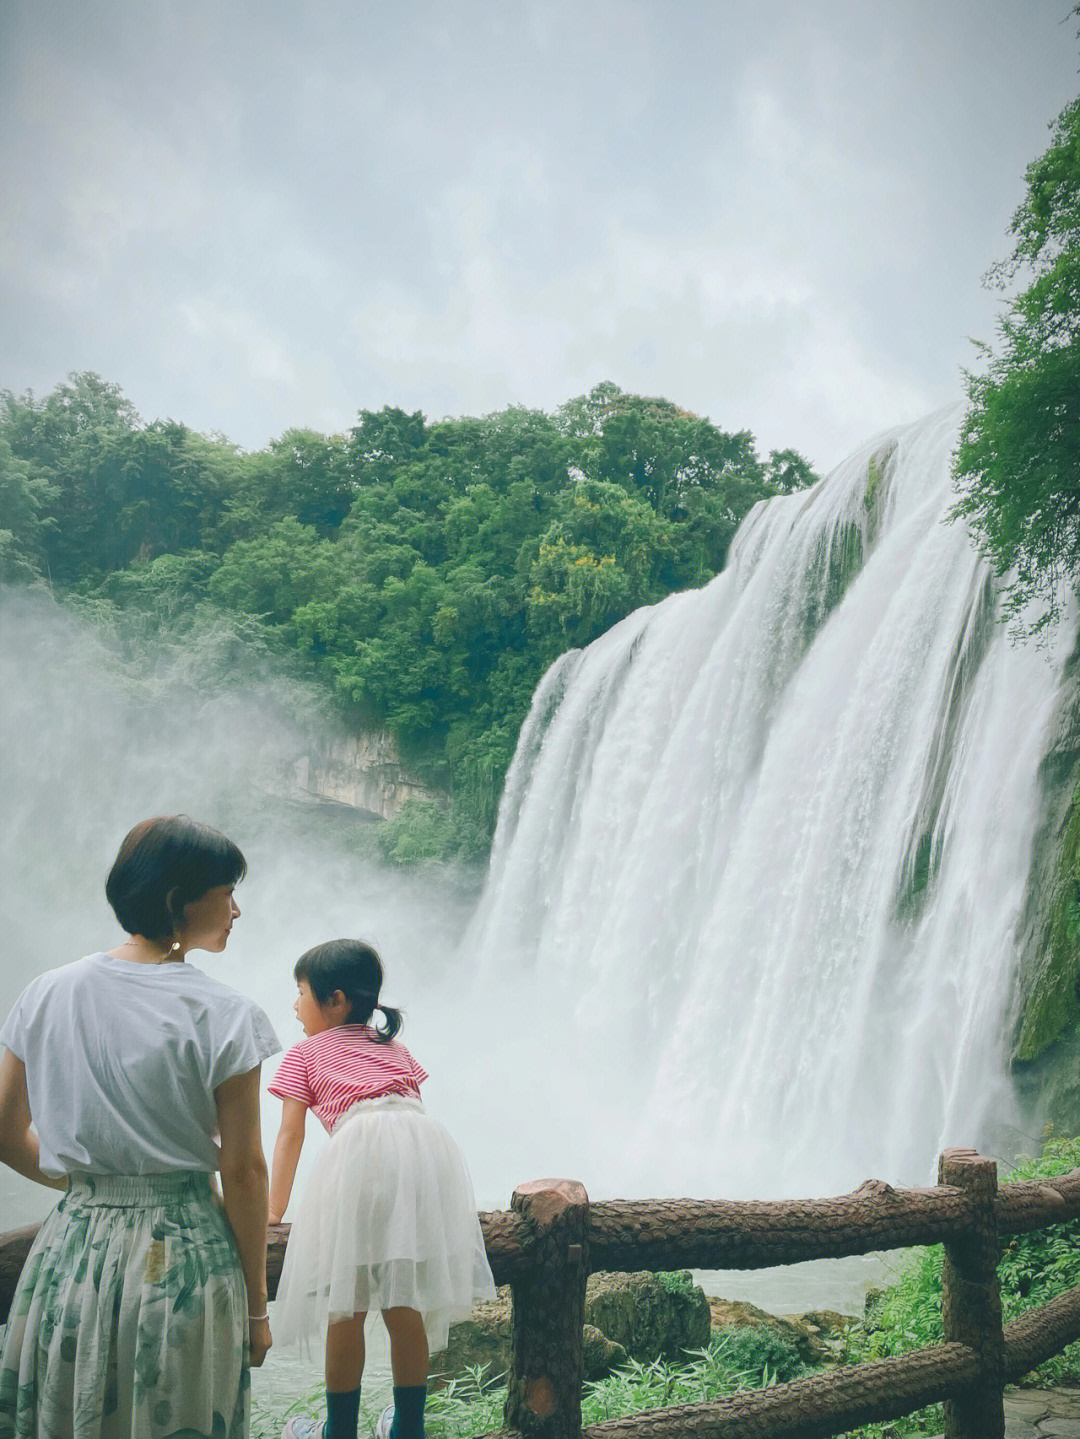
[0,377,817,848]
[948,60,1080,1070]
[951,90,1080,639]
[1015,776,1080,1062]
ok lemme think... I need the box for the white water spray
[465,408,1071,1201]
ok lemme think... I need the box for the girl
[268,940,495,1439]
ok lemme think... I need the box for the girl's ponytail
[294,939,403,1042]
[372,1002,403,1044]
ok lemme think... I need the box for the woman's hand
[215,1067,271,1353]
[249,1315,272,1367]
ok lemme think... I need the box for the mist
[0,588,483,1225]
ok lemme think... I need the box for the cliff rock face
[293,730,446,821]
[1012,643,1080,1134]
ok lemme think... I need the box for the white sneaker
[281,1419,326,1439]
[374,1404,395,1439]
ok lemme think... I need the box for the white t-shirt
[0,952,281,1177]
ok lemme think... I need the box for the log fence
[2,1147,1080,1438]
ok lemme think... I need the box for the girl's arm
[215,1065,272,1368]
[268,1096,307,1223]
[0,1049,66,1189]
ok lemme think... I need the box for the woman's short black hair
[105,815,247,940]
[294,939,402,1042]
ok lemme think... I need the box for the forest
[0,378,819,851]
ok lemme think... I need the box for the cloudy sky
[2,1,1077,473]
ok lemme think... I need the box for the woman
[0,815,280,1437]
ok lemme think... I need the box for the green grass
[250,1329,802,1438]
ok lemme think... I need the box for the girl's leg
[324,1313,366,1439]
[381,1307,428,1386]
[325,1310,366,1390]
[381,1309,429,1439]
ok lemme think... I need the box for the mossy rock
[1010,638,1080,1136]
[798,522,864,654]
[1014,778,1080,1060]
[1012,638,1080,1069]
[861,441,897,546]
[893,572,994,927]
[584,1270,710,1361]
[581,1324,628,1380]
[707,1296,852,1367]
[430,1294,510,1389]
[431,1271,709,1388]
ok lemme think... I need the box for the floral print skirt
[0,1172,249,1439]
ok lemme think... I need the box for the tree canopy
[951,90,1080,636]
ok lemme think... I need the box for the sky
[2,1,1078,475]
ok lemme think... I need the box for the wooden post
[939,1148,1004,1439]
[504,1179,589,1439]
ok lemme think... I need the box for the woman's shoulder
[9,953,106,1007]
[179,962,259,1005]
[182,966,278,1037]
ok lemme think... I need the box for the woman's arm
[268,1096,307,1224]
[215,1065,272,1367]
[0,1049,66,1189]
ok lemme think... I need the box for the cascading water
[464,406,1072,1203]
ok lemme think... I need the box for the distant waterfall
[465,408,1071,1201]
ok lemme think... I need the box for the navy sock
[389,1385,427,1439]
[325,1387,360,1439]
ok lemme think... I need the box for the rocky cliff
[293,729,447,821]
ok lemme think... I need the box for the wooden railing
[2,1148,1080,1438]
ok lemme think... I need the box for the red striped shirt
[268,1025,428,1132]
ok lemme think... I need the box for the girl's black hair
[295,939,402,1042]
[105,815,247,941]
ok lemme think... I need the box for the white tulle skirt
[274,1094,495,1353]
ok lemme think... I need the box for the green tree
[1,373,138,583]
[951,92,1080,636]
[765,448,821,495]
[209,518,337,629]
[0,434,56,581]
[524,478,675,654]
[112,422,238,567]
[218,430,352,542]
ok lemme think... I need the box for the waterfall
[464,407,1072,1201]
